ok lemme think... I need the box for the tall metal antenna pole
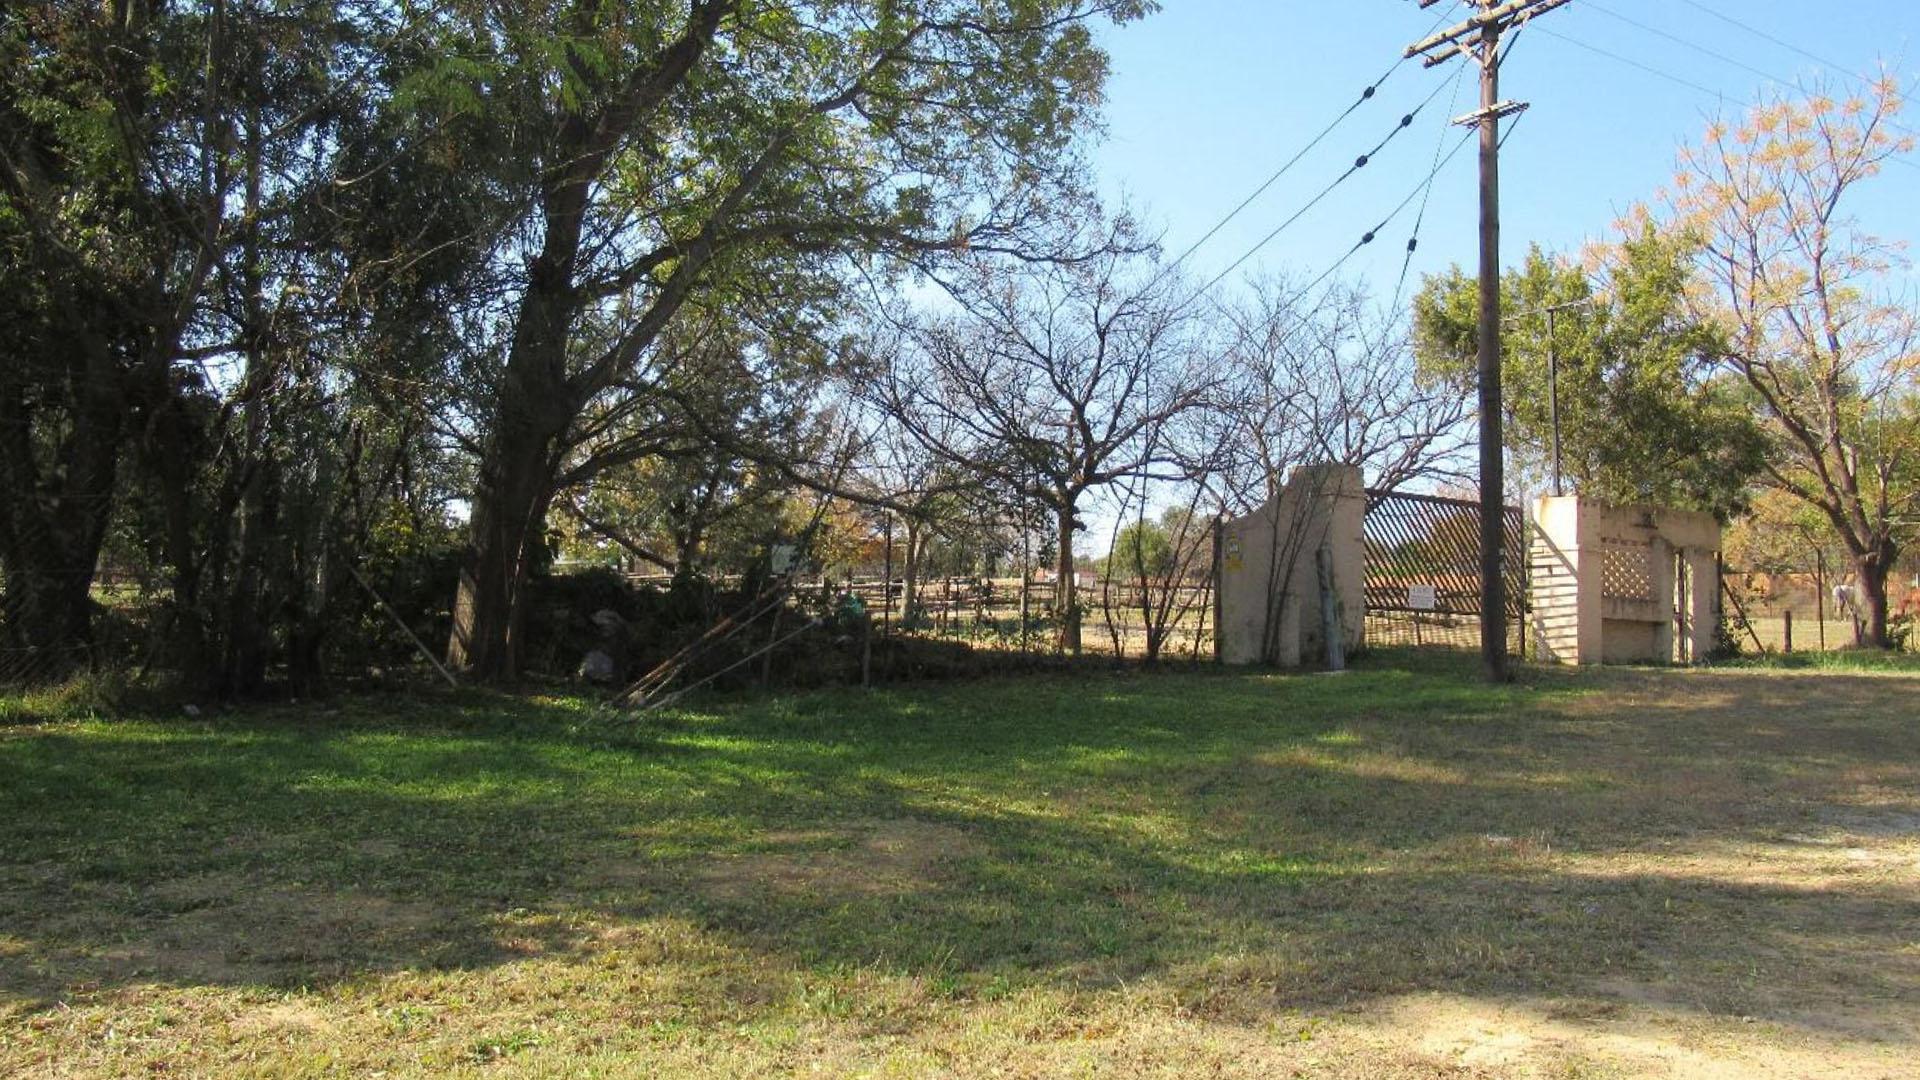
[1547,305,1561,497]
[1506,296,1593,498]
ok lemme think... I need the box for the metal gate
[1363,489,1527,652]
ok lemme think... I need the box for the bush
[1710,611,1748,661]
[333,540,464,677]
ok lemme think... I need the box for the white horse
[1832,581,1870,646]
[1827,580,1858,614]
[1832,582,1860,618]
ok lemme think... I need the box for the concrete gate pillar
[1216,464,1365,667]
[1529,496,1721,665]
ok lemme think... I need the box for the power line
[1158,7,1458,278]
[1302,126,1478,303]
[1161,78,1396,275]
[1534,25,1920,172]
[1189,75,1459,302]
[1385,22,1537,314]
[1585,2,1808,94]
[1390,64,1472,314]
[1583,0,1920,144]
[1533,25,1745,105]
[1675,0,1899,93]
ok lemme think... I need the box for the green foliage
[1413,230,1769,518]
[3,0,1175,688]
[335,504,468,676]
[1111,517,1175,579]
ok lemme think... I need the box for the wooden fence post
[1316,544,1346,672]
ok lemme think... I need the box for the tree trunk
[218,458,277,696]
[1139,571,1163,665]
[902,521,922,627]
[446,250,581,681]
[0,547,103,680]
[1856,547,1895,649]
[673,517,708,578]
[286,554,333,697]
[0,334,123,681]
[215,357,280,697]
[448,388,568,680]
[448,452,559,681]
[1056,508,1080,654]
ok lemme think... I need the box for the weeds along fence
[620,573,1218,665]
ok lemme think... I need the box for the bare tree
[848,397,987,628]
[1201,277,1471,664]
[885,241,1213,653]
[1217,277,1470,512]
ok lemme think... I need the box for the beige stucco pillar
[1530,495,1601,664]
[1528,496,1721,665]
[1217,464,1364,667]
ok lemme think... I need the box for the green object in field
[835,591,867,629]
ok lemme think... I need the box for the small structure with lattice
[1530,497,1720,665]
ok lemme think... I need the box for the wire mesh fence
[843,575,1218,663]
[1721,567,1918,654]
[0,569,103,688]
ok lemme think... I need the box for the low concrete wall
[1217,464,1365,667]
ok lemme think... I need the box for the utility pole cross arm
[1403,0,1575,62]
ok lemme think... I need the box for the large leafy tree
[404,0,1151,679]
[1,0,422,687]
[0,0,223,675]
[561,312,836,576]
[1413,232,1768,518]
[1656,80,1918,647]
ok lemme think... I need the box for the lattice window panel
[1601,540,1654,601]
[1363,490,1526,620]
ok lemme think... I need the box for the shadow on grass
[2,655,1916,1046]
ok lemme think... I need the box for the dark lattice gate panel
[1363,490,1526,652]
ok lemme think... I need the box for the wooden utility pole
[1406,0,1572,682]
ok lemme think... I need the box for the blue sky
[1091,0,1920,307]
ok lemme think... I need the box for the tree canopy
[1653,79,1919,645]
[1413,232,1768,520]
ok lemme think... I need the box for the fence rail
[1721,568,1913,653]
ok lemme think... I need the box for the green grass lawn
[3,653,1918,1077]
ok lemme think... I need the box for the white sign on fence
[1407,584,1438,611]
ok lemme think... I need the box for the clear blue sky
[1091,0,1920,306]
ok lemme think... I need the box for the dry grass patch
[674,820,985,902]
